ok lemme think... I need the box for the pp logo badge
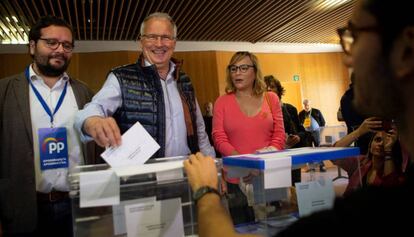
[38,127,69,170]
[42,137,65,154]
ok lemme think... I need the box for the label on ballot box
[124,198,184,237]
[295,177,335,217]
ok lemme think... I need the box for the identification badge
[303,117,311,128]
[38,127,69,170]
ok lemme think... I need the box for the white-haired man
[75,12,215,159]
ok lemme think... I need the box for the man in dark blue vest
[75,12,215,159]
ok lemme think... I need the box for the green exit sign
[293,75,300,81]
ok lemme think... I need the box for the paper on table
[101,122,160,168]
[79,169,120,208]
[113,197,157,236]
[125,198,184,237]
[263,156,292,189]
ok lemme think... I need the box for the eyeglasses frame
[337,21,381,54]
[228,64,256,73]
[38,38,74,52]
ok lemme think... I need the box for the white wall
[0,41,342,54]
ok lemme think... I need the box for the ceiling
[0,0,355,44]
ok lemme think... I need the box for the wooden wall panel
[0,51,349,125]
[0,51,131,93]
[127,51,139,64]
[74,51,131,92]
[281,82,303,111]
[214,51,234,96]
[173,51,220,114]
[257,53,303,109]
[298,53,349,126]
[258,53,302,84]
[0,53,32,78]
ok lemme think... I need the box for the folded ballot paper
[101,121,160,168]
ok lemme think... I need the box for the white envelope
[101,122,160,168]
[295,177,335,217]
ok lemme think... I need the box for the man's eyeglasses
[228,64,255,73]
[337,21,381,55]
[38,38,74,52]
[141,34,176,42]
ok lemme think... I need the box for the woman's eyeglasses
[228,64,255,73]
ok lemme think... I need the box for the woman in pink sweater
[212,51,285,224]
[213,51,285,157]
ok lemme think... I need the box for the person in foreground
[184,153,257,237]
[184,0,414,236]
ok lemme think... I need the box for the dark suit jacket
[0,72,98,234]
[298,108,326,127]
[282,103,312,148]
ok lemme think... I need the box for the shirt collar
[29,63,70,82]
[143,60,177,80]
[144,60,176,70]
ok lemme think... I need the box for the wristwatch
[192,186,220,202]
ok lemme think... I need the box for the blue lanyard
[25,66,68,127]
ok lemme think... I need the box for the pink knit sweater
[212,92,285,156]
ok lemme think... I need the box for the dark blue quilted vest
[111,57,199,158]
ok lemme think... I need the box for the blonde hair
[225,51,266,96]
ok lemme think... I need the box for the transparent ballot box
[319,125,348,146]
[222,147,360,236]
[69,156,212,237]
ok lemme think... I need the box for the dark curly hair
[366,131,403,172]
[264,75,285,99]
[29,15,74,44]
